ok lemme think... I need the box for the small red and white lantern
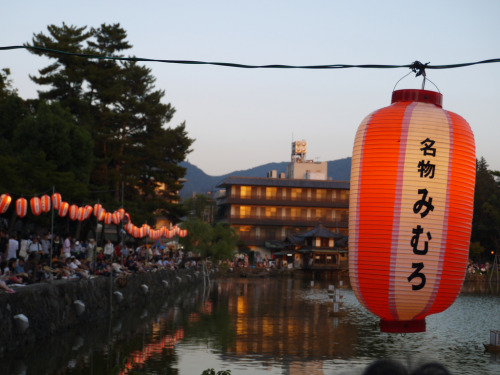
[83,205,93,220]
[77,207,86,221]
[40,195,51,213]
[111,211,121,225]
[93,203,102,217]
[30,197,42,216]
[58,202,69,217]
[52,193,62,210]
[104,212,113,225]
[96,208,106,222]
[16,198,28,218]
[69,205,79,221]
[0,194,12,214]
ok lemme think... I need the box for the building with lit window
[216,140,350,260]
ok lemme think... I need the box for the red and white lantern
[40,195,51,213]
[69,205,79,221]
[16,198,27,218]
[111,211,121,225]
[83,205,93,220]
[142,224,150,237]
[104,212,113,225]
[349,89,476,333]
[96,208,106,222]
[0,194,12,214]
[58,202,69,217]
[93,203,102,217]
[30,197,42,216]
[77,206,86,221]
[52,193,62,210]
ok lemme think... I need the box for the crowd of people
[0,230,198,293]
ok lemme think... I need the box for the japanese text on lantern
[408,138,436,291]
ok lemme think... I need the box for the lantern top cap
[392,89,442,108]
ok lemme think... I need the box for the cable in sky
[1,45,500,71]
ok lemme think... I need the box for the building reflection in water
[214,277,357,364]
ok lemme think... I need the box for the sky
[2,0,500,176]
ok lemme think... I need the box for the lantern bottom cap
[380,319,426,333]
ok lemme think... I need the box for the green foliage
[179,219,237,261]
[469,241,485,260]
[0,22,194,231]
[470,157,500,261]
[183,194,215,222]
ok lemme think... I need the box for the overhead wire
[1,45,500,71]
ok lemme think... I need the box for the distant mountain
[179,157,351,199]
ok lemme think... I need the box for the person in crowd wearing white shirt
[103,239,114,260]
[7,234,19,260]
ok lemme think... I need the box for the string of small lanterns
[0,193,187,240]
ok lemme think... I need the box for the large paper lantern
[349,89,475,333]
[16,198,27,218]
[30,197,42,216]
[40,195,51,213]
[0,194,12,214]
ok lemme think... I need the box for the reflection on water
[2,278,500,375]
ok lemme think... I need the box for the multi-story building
[216,140,350,258]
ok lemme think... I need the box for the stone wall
[0,269,206,355]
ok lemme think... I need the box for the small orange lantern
[69,205,79,221]
[104,212,112,225]
[0,194,12,214]
[83,205,93,220]
[111,211,121,225]
[16,198,28,218]
[30,197,42,216]
[349,89,475,333]
[52,193,62,210]
[77,207,85,221]
[93,203,102,216]
[40,195,51,213]
[58,202,69,217]
[96,208,106,222]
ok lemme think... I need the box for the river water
[2,276,500,375]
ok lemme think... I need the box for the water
[2,277,500,375]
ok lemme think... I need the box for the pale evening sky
[2,0,500,176]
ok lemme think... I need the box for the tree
[183,194,215,222]
[28,23,92,119]
[179,219,237,261]
[26,23,194,226]
[470,157,500,261]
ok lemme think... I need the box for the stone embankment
[0,269,207,355]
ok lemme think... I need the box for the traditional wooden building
[216,176,349,258]
[277,223,348,270]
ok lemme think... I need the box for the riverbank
[0,268,206,355]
